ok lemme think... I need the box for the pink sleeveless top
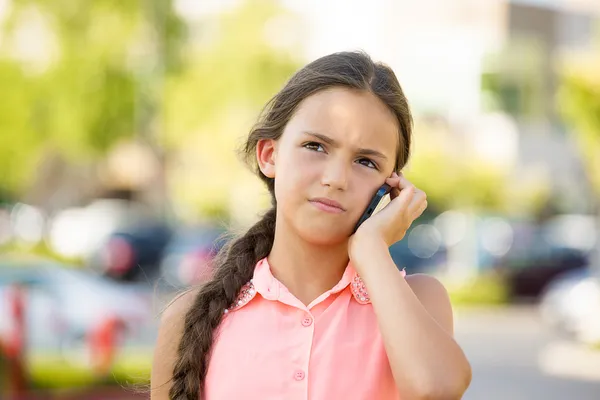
[204,258,406,399]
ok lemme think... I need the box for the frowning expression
[258,86,400,245]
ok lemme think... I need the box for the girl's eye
[303,142,325,152]
[357,158,378,170]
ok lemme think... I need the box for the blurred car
[540,267,600,345]
[0,256,156,374]
[491,219,590,300]
[88,221,173,283]
[158,226,227,290]
[539,268,591,334]
[47,198,155,260]
[499,246,589,299]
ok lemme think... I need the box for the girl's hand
[350,172,427,254]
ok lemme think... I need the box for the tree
[557,47,600,277]
[161,0,301,223]
[557,55,600,206]
[0,0,185,198]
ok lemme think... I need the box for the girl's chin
[295,222,352,246]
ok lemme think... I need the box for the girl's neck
[267,218,350,306]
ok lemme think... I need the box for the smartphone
[352,183,392,233]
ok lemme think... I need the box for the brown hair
[168,50,413,399]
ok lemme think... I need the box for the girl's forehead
[285,87,399,150]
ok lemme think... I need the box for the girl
[151,51,472,400]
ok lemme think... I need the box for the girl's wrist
[349,231,389,265]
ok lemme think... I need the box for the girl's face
[258,87,400,245]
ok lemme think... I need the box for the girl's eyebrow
[302,131,389,161]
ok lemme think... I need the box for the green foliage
[446,273,510,306]
[0,59,43,193]
[557,58,600,201]
[0,0,300,220]
[480,38,546,118]
[162,0,301,218]
[162,0,300,147]
[404,119,533,215]
[27,348,151,389]
[408,147,507,212]
[0,0,185,194]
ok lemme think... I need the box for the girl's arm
[150,289,198,400]
[351,237,471,400]
[350,172,471,399]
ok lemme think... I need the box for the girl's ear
[256,139,277,178]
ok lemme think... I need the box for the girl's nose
[320,159,348,191]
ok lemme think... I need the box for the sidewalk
[456,305,600,400]
[539,340,600,382]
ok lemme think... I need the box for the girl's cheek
[294,152,324,173]
[355,179,381,205]
[298,148,325,162]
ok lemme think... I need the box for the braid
[168,208,276,399]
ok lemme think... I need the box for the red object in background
[102,237,135,276]
[3,284,28,399]
[87,316,123,375]
[5,285,25,358]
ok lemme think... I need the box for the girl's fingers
[412,199,428,219]
[387,182,401,200]
[386,173,427,218]
[386,179,401,191]
[385,176,400,187]
[385,172,401,199]
[408,191,427,217]
[392,182,415,210]
[398,173,413,191]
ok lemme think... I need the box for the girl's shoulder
[161,287,200,323]
[405,273,454,334]
[157,287,202,340]
[151,288,200,399]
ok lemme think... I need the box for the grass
[0,242,84,267]
[27,347,152,390]
[444,272,510,307]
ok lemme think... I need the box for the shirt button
[301,315,313,327]
[294,370,305,381]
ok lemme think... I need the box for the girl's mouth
[309,198,346,213]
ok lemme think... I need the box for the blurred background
[1,0,600,398]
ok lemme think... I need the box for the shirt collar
[252,257,370,304]
[252,257,280,301]
[228,258,406,312]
